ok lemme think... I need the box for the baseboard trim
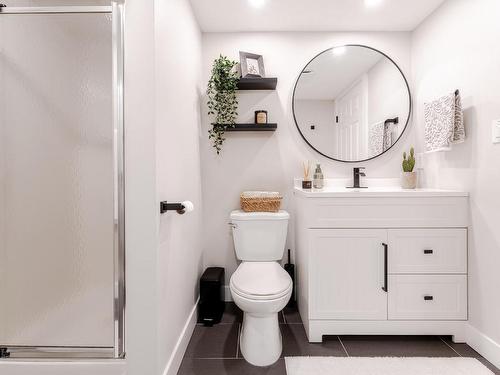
[162,298,199,375]
[466,323,500,370]
[223,285,232,302]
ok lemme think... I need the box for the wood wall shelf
[236,77,277,90]
[213,123,277,132]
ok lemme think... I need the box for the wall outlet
[492,119,500,144]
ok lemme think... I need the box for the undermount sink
[293,178,468,198]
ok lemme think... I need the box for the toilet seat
[230,262,292,301]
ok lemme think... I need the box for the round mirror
[292,45,411,162]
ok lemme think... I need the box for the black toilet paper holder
[160,201,186,214]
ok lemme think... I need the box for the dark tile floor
[178,303,500,374]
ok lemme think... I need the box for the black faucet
[347,167,367,189]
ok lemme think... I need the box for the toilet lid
[230,262,292,299]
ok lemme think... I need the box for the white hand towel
[424,89,465,153]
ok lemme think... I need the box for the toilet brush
[284,249,295,307]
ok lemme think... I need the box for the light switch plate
[492,119,500,144]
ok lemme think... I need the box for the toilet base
[239,312,282,366]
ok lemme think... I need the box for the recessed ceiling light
[332,46,346,56]
[364,0,384,8]
[249,0,266,9]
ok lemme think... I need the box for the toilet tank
[230,210,289,261]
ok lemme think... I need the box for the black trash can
[198,267,225,326]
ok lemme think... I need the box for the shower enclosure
[0,2,125,359]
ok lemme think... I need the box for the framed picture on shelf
[239,51,266,78]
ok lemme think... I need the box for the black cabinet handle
[424,295,434,301]
[424,249,434,254]
[382,243,388,292]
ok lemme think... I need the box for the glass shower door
[0,9,118,352]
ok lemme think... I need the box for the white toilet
[229,210,292,366]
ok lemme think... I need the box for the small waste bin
[199,267,225,326]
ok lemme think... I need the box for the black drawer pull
[424,295,434,301]
[423,249,434,254]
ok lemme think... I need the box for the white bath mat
[285,357,494,375]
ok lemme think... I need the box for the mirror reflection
[293,45,411,162]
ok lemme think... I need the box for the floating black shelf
[237,77,277,90]
[213,123,277,132]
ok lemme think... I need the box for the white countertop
[293,178,468,198]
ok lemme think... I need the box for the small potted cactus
[401,147,417,189]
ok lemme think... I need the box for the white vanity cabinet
[294,187,469,343]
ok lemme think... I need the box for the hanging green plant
[207,55,239,154]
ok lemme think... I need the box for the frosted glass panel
[0,13,114,347]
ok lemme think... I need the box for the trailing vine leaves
[207,55,239,154]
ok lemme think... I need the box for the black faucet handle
[353,167,366,178]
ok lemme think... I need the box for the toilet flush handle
[228,222,238,229]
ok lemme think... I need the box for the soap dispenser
[313,163,324,189]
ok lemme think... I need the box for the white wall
[201,32,413,289]
[125,1,203,374]
[412,0,500,367]
[155,0,204,374]
[367,57,409,142]
[123,1,159,374]
[294,99,336,154]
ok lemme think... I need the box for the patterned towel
[369,121,393,156]
[424,90,465,153]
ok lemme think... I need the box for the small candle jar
[255,110,268,124]
[302,180,312,189]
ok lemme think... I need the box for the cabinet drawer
[388,275,467,320]
[388,229,467,274]
[296,196,468,228]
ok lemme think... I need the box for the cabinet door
[309,229,388,320]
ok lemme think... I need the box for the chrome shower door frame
[0,2,126,360]
[112,0,126,360]
[0,6,112,14]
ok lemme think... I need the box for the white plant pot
[401,171,417,189]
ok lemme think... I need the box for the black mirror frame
[292,44,412,163]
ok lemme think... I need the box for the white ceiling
[189,0,446,32]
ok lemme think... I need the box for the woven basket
[240,191,282,212]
